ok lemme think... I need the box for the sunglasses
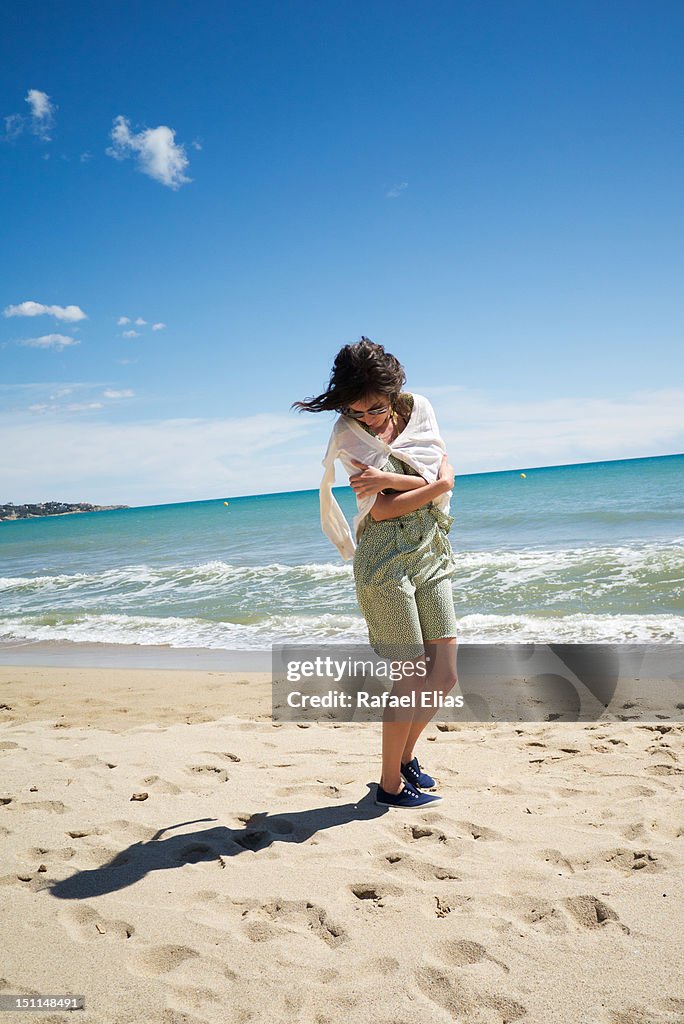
[342,404,390,419]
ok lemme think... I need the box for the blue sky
[1,0,682,505]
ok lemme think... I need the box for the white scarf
[319,393,451,560]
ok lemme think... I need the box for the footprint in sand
[164,981,229,1018]
[21,800,68,814]
[503,895,570,934]
[455,820,505,842]
[187,765,230,783]
[191,889,220,902]
[56,754,110,769]
[228,812,297,854]
[349,881,404,905]
[382,850,461,881]
[131,944,199,976]
[621,822,648,840]
[537,848,575,874]
[366,956,400,975]
[142,775,182,794]
[564,894,628,932]
[237,898,347,947]
[59,904,135,941]
[274,782,346,800]
[432,890,472,918]
[1,871,53,892]
[436,938,510,973]
[106,819,160,842]
[616,785,657,798]
[645,739,678,757]
[78,844,139,867]
[646,764,683,776]
[576,848,663,874]
[235,812,295,835]
[414,964,472,1018]
[175,841,223,865]
[396,822,455,849]
[508,893,625,934]
[27,845,78,863]
[414,964,527,1021]
[606,1000,684,1024]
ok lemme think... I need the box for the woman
[293,338,459,808]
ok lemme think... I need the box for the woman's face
[343,392,392,426]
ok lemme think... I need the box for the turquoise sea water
[1,454,682,650]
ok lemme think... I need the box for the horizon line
[94,449,684,511]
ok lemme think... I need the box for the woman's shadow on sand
[50,785,387,899]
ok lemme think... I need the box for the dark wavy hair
[292,337,407,415]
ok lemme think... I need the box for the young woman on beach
[293,338,459,808]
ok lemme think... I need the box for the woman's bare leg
[401,637,458,766]
[379,657,423,793]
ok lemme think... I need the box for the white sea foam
[0,541,679,596]
[0,559,354,594]
[1,540,681,647]
[0,610,682,648]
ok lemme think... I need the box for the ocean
[1,454,682,653]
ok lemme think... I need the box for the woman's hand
[438,453,455,491]
[349,459,390,499]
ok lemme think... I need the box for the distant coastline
[0,502,128,521]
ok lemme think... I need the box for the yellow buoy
[223,501,230,506]
[520,473,526,479]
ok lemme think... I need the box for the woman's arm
[348,459,427,500]
[370,456,455,521]
[381,471,428,492]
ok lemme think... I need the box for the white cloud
[103,389,134,399]
[26,399,102,414]
[80,151,92,163]
[3,113,24,141]
[4,301,87,322]
[2,387,681,506]
[420,386,684,474]
[121,329,140,338]
[0,381,111,415]
[0,412,315,504]
[115,358,138,365]
[1,88,56,143]
[134,317,147,325]
[25,89,56,141]
[117,316,131,325]
[0,381,99,394]
[152,322,167,331]
[106,114,191,190]
[26,89,52,121]
[18,334,79,351]
[385,181,408,199]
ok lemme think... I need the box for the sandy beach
[0,663,682,1024]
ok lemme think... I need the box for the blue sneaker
[401,757,436,789]
[375,780,441,808]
